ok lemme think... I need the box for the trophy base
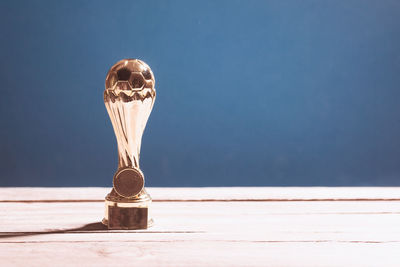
[102,189,153,230]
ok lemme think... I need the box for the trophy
[102,59,156,229]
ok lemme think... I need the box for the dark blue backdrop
[1,0,400,186]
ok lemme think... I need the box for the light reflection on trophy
[102,59,156,229]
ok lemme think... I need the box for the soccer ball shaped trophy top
[102,59,156,229]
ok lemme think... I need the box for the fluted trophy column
[102,59,156,229]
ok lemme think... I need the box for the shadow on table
[0,222,108,239]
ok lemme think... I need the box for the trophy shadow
[0,222,108,239]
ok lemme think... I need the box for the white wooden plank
[1,242,399,267]
[1,188,399,267]
[1,187,400,201]
[1,202,399,242]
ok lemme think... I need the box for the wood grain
[0,187,399,266]
[1,187,400,201]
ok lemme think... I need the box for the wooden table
[1,187,399,266]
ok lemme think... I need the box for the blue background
[1,0,399,187]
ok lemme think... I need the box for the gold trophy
[102,59,156,229]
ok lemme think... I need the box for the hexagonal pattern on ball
[105,59,155,91]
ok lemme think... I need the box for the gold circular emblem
[113,167,144,198]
